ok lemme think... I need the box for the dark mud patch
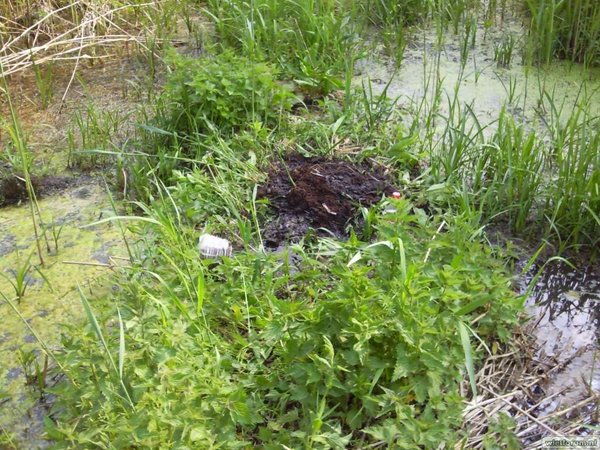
[258,154,395,247]
[0,172,93,207]
[0,233,17,257]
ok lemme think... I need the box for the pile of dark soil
[258,154,396,247]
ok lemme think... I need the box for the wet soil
[0,170,92,207]
[258,154,396,247]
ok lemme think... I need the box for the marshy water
[0,59,140,445]
[522,262,599,417]
[1,3,599,447]
[0,183,124,446]
[356,16,600,123]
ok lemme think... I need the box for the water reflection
[525,263,599,358]
[521,260,600,414]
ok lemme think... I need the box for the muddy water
[0,181,124,446]
[521,262,599,416]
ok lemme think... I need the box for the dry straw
[460,322,598,448]
[0,0,161,78]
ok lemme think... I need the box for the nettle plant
[48,198,521,448]
[160,51,295,139]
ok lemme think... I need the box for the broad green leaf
[454,295,490,316]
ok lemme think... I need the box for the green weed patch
[48,191,520,447]
[161,52,295,138]
[206,0,360,95]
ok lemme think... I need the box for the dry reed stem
[0,1,162,78]
[459,321,599,448]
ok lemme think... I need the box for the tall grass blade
[458,321,477,398]
[196,271,205,316]
[117,306,125,380]
[78,286,134,408]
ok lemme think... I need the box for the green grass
[31,59,55,110]
[2,0,599,447]
[206,0,360,95]
[525,0,600,67]
[494,33,517,68]
[67,102,130,169]
[544,96,600,247]
[0,253,34,301]
[466,107,547,234]
[422,87,600,249]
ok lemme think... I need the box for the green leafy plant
[17,349,49,399]
[494,33,516,68]
[159,51,295,140]
[482,413,521,449]
[44,220,65,255]
[0,253,34,301]
[424,85,600,248]
[31,58,54,109]
[67,102,127,169]
[47,188,521,447]
[358,0,474,29]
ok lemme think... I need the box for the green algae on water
[0,182,125,448]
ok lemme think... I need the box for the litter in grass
[198,234,232,258]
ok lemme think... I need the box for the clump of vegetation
[119,52,294,201]
[0,253,34,302]
[360,0,473,27]
[67,103,129,169]
[207,0,360,95]
[205,0,481,93]
[525,0,600,67]
[160,51,295,138]
[47,190,520,447]
[426,97,600,249]
[494,34,517,67]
